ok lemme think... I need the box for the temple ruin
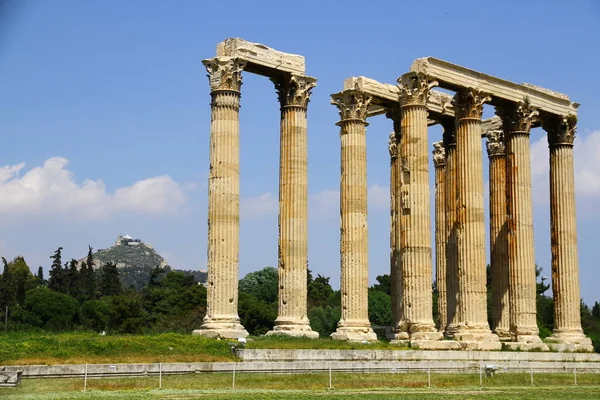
[196,38,593,352]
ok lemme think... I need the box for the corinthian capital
[452,88,491,120]
[495,98,539,134]
[273,75,317,108]
[432,141,446,167]
[542,113,577,147]
[331,89,372,122]
[202,57,246,92]
[397,72,438,107]
[486,130,505,157]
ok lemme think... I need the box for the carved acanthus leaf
[203,57,246,92]
[495,98,539,134]
[331,89,372,122]
[542,114,577,147]
[486,130,505,157]
[432,141,446,167]
[452,88,491,120]
[273,75,317,108]
[397,72,438,107]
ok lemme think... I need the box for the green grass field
[0,332,407,365]
[2,373,600,399]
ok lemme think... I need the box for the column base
[502,334,549,351]
[546,330,594,352]
[452,326,502,350]
[332,324,377,342]
[193,319,249,339]
[493,327,512,341]
[266,321,319,339]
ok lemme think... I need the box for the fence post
[83,363,88,392]
[428,363,431,388]
[574,365,577,386]
[159,362,162,389]
[232,363,236,389]
[530,366,534,386]
[479,362,482,387]
[328,363,332,390]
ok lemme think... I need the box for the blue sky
[1,0,600,304]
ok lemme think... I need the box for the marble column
[452,88,498,346]
[267,75,318,338]
[392,72,440,341]
[194,57,248,339]
[542,115,593,351]
[387,128,403,338]
[486,129,511,340]
[433,141,447,332]
[496,101,546,349]
[442,120,459,337]
[331,89,377,341]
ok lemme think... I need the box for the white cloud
[531,130,600,204]
[0,157,188,222]
[240,192,278,219]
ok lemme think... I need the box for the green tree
[0,256,39,309]
[307,274,335,309]
[78,246,96,302]
[48,247,66,293]
[80,299,111,332]
[308,305,340,337]
[36,266,45,285]
[592,302,600,319]
[368,289,392,327]
[239,266,278,304]
[372,274,391,296]
[99,262,122,297]
[238,291,277,335]
[106,291,147,334]
[22,286,79,331]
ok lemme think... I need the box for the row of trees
[1,248,600,352]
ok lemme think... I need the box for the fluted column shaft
[497,102,541,341]
[195,57,248,338]
[452,89,492,336]
[388,130,403,331]
[331,90,376,341]
[443,123,459,336]
[544,115,589,345]
[487,130,510,339]
[433,142,447,332]
[269,76,318,337]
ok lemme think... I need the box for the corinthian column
[486,129,510,340]
[194,57,248,339]
[392,72,440,341]
[452,89,498,347]
[267,75,318,338]
[496,101,547,350]
[442,120,459,338]
[433,141,447,332]
[542,115,593,351]
[330,89,377,341]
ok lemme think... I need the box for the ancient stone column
[486,129,511,340]
[442,120,459,337]
[267,75,318,338]
[330,89,377,341]
[392,72,440,341]
[496,101,546,349]
[433,141,447,332]
[451,88,498,346]
[388,129,403,337]
[542,115,593,351]
[194,57,248,339]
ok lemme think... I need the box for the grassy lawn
[0,332,236,365]
[0,332,410,365]
[2,373,600,399]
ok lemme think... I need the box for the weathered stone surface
[486,129,510,340]
[216,38,305,76]
[194,57,248,340]
[331,89,376,342]
[542,115,592,350]
[410,57,578,117]
[433,141,447,332]
[268,75,318,338]
[0,370,21,387]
